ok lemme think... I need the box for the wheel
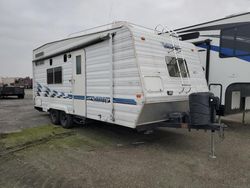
[18,94,24,99]
[60,111,73,128]
[49,110,60,125]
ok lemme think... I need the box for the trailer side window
[47,67,62,84]
[235,24,250,56]
[76,55,82,75]
[47,68,54,84]
[220,24,250,58]
[54,67,62,84]
[165,57,189,78]
[220,28,235,57]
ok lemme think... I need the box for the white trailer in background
[32,21,223,141]
[175,12,250,118]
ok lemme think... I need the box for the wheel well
[47,106,70,114]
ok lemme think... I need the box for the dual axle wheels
[49,110,73,128]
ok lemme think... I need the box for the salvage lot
[0,90,250,187]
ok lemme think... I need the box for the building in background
[0,77,16,86]
[15,77,33,89]
[0,77,32,89]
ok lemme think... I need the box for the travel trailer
[32,21,224,140]
[175,12,250,116]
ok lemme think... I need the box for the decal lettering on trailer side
[35,83,137,105]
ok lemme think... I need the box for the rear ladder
[155,25,191,94]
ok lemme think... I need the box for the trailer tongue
[137,92,226,158]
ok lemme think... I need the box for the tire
[49,110,60,125]
[60,111,73,129]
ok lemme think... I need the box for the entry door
[73,49,86,117]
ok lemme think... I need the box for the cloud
[0,0,249,77]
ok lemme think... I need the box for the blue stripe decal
[197,44,250,62]
[113,97,137,105]
[73,95,85,100]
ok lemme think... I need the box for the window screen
[76,55,82,75]
[47,68,53,84]
[47,67,62,84]
[165,57,189,78]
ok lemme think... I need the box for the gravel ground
[0,90,250,188]
[0,89,50,133]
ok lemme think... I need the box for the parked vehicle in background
[0,85,25,99]
[175,12,250,116]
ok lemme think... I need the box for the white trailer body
[33,22,208,129]
[175,12,250,115]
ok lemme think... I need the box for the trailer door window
[47,66,62,84]
[76,55,82,75]
[165,56,189,78]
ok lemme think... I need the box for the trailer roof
[175,12,250,31]
[33,21,155,51]
[33,24,122,51]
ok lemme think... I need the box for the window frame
[47,68,54,84]
[219,23,250,58]
[54,66,62,84]
[47,66,63,85]
[165,56,190,78]
[235,24,250,56]
[76,55,82,75]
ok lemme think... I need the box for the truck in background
[0,77,26,99]
[0,85,25,99]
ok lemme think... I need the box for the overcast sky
[0,0,249,77]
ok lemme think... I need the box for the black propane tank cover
[189,92,214,125]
